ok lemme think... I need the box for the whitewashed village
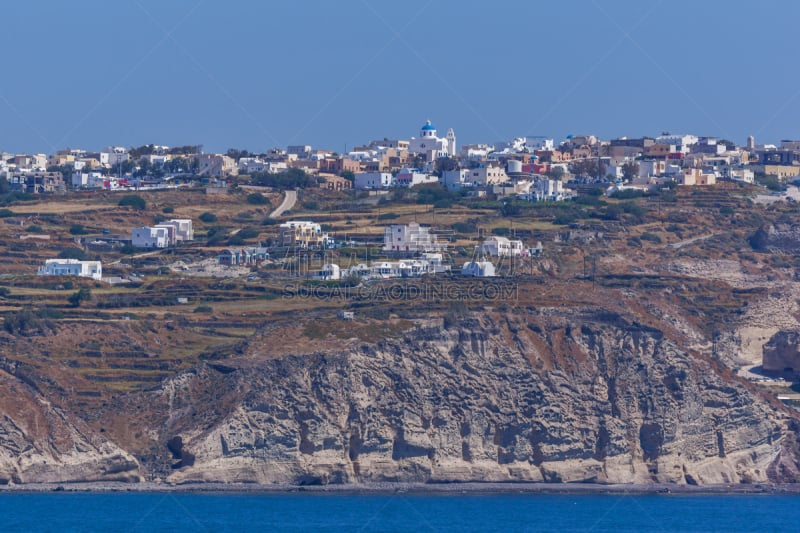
[7,119,796,287]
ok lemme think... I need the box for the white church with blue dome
[408,120,456,159]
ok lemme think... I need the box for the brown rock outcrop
[0,362,141,484]
[153,311,793,486]
[763,330,800,372]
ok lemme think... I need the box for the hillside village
[3,120,798,285]
[4,121,800,486]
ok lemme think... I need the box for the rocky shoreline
[3,481,800,495]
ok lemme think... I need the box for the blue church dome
[421,120,436,131]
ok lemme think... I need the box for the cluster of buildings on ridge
[17,120,800,284]
[3,121,798,199]
[37,218,195,283]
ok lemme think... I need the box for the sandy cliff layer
[0,359,141,484]
[152,311,799,486]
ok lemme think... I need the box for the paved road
[269,189,297,218]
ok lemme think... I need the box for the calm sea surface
[1,492,799,532]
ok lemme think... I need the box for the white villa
[131,219,193,249]
[478,236,525,257]
[383,223,445,253]
[279,220,331,249]
[162,219,193,242]
[315,253,449,281]
[38,259,102,280]
[461,261,495,277]
[132,226,170,248]
[354,172,393,189]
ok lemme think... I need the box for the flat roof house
[38,259,102,281]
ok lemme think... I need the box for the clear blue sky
[1,0,797,154]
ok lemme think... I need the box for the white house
[38,259,102,280]
[461,261,495,277]
[315,263,341,280]
[279,220,331,249]
[533,179,564,201]
[479,236,524,257]
[100,146,129,167]
[354,172,393,189]
[394,168,438,188]
[162,219,193,242]
[440,169,471,191]
[132,226,170,248]
[383,223,445,253]
[655,134,698,152]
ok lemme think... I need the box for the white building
[394,168,438,188]
[239,158,287,174]
[532,179,564,201]
[354,172,393,189]
[279,220,331,249]
[163,219,193,242]
[383,223,445,253]
[72,171,106,188]
[440,169,471,191]
[461,261,495,277]
[655,134,698,152]
[479,236,524,257]
[38,259,102,281]
[315,263,341,280]
[100,146,129,167]
[460,144,492,160]
[132,226,170,248]
[729,168,755,184]
[408,120,456,158]
[525,137,555,151]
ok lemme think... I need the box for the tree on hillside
[68,287,92,308]
[569,159,606,180]
[435,157,458,174]
[621,161,640,181]
[226,148,251,161]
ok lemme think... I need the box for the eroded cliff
[149,310,797,486]
[0,358,141,484]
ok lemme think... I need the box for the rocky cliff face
[750,223,800,253]
[763,330,800,372]
[0,358,141,484]
[154,311,794,486]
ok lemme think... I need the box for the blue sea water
[1,492,799,532]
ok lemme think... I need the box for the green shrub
[68,287,92,308]
[193,305,213,313]
[162,206,175,214]
[58,248,88,260]
[452,221,478,234]
[0,208,15,218]
[118,195,146,210]
[247,193,269,205]
[199,212,217,223]
[261,217,279,226]
[236,227,260,239]
[69,224,87,235]
[378,212,399,220]
[640,232,662,244]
